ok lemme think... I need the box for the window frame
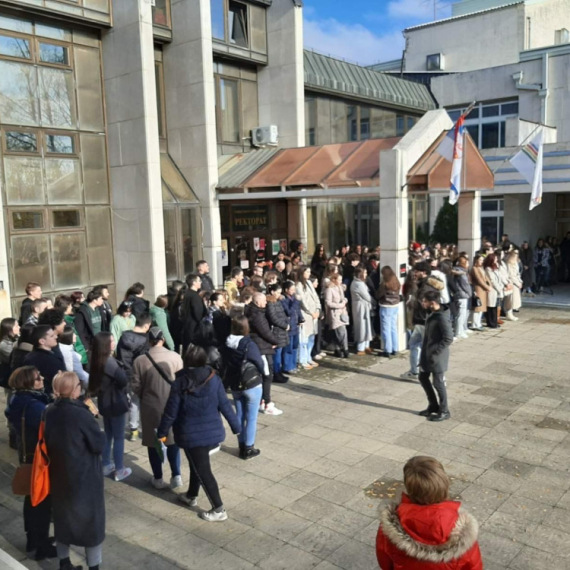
[214,68,258,147]
[44,131,78,157]
[152,0,172,29]
[0,30,33,62]
[446,100,518,149]
[2,128,41,156]
[9,208,47,233]
[50,207,84,230]
[154,60,167,139]
[35,37,72,69]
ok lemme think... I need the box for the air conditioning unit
[555,28,570,45]
[252,125,279,147]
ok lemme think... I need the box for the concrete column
[458,191,481,259]
[163,0,222,285]
[102,0,166,301]
[258,0,305,148]
[379,149,409,349]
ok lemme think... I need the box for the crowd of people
[1,235,540,569]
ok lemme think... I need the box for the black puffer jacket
[116,330,149,379]
[265,295,289,349]
[244,303,279,356]
[127,295,150,319]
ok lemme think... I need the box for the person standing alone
[418,290,453,422]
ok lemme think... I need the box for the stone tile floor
[1,305,570,569]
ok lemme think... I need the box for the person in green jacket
[110,301,136,345]
[149,295,174,351]
[56,294,88,366]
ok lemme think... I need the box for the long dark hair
[0,318,17,342]
[295,265,310,288]
[88,332,113,396]
[311,244,327,267]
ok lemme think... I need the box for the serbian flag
[436,116,466,205]
[449,116,465,205]
[510,129,544,211]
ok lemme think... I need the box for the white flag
[510,129,544,211]
[449,117,465,206]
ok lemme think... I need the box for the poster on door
[254,238,266,264]
[272,240,280,255]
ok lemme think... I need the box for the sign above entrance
[232,205,269,232]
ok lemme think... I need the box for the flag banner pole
[490,122,543,175]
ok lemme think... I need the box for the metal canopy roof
[304,50,436,112]
[217,138,402,192]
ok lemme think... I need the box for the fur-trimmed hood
[380,497,479,564]
[426,275,445,291]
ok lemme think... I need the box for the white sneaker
[400,371,418,380]
[209,445,221,456]
[263,402,283,416]
[458,333,469,339]
[200,508,228,522]
[314,354,324,360]
[102,463,115,477]
[170,475,183,489]
[466,329,474,334]
[114,467,132,482]
[151,477,169,490]
[179,494,198,507]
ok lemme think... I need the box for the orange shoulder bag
[30,410,50,506]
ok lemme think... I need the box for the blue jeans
[283,333,299,372]
[148,444,181,480]
[408,324,424,375]
[273,347,283,374]
[380,306,399,354]
[103,413,127,471]
[299,334,315,365]
[232,383,263,447]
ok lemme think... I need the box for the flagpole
[490,122,543,176]
[400,101,476,193]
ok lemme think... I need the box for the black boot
[333,349,343,358]
[343,350,350,359]
[238,443,246,459]
[418,407,439,417]
[242,446,261,460]
[35,542,57,560]
[273,372,289,384]
[429,411,451,422]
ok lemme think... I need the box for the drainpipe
[512,52,549,124]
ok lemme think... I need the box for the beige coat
[131,345,183,447]
[507,262,522,310]
[470,266,491,313]
[324,284,348,330]
[296,281,320,339]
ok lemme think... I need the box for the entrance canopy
[217,130,494,198]
[406,131,494,191]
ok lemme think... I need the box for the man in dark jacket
[245,293,282,415]
[182,274,207,352]
[74,288,104,353]
[418,290,453,422]
[24,325,65,395]
[197,260,215,293]
[117,313,151,441]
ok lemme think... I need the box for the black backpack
[239,343,262,391]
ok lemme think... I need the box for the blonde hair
[403,456,450,505]
[53,371,80,399]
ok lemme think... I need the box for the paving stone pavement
[1,305,570,569]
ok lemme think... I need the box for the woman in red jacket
[376,456,483,570]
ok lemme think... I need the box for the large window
[0,15,112,303]
[162,207,200,281]
[447,100,518,149]
[214,61,258,150]
[480,196,504,245]
[210,0,267,55]
[304,94,419,146]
